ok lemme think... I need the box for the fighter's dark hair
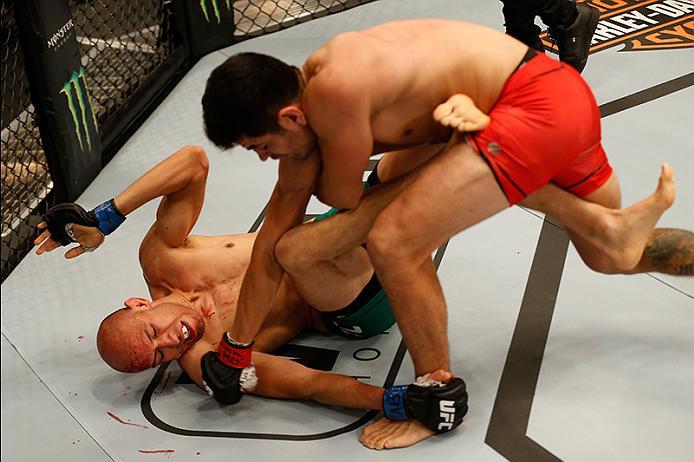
[202,52,302,149]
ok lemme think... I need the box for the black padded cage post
[16,0,103,203]
[176,0,381,62]
[174,0,237,62]
[66,0,187,165]
[2,0,187,283]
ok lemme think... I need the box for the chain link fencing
[233,0,376,37]
[1,0,53,282]
[2,0,376,282]
[68,0,175,125]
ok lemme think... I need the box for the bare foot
[360,369,454,450]
[603,163,676,270]
[360,418,434,450]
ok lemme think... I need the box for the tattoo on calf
[644,229,694,276]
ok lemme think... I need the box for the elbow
[317,189,361,210]
[185,145,210,174]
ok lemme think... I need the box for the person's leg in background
[499,0,546,51]
[499,0,600,72]
[540,0,600,72]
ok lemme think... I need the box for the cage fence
[1,0,53,282]
[1,0,376,282]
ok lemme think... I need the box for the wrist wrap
[91,199,126,235]
[383,385,409,420]
[217,333,253,368]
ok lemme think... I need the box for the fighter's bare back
[302,19,527,151]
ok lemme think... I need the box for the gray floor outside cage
[2,0,694,461]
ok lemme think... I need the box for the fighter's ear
[277,105,307,129]
[124,297,151,310]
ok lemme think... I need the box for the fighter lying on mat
[34,144,455,448]
[35,141,690,449]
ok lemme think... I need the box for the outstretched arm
[230,151,321,344]
[34,145,209,257]
[182,345,383,410]
[252,352,384,409]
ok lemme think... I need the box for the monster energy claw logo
[200,0,232,24]
[60,67,99,151]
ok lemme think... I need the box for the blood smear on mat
[106,411,148,429]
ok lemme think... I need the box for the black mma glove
[43,203,99,246]
[382,375,468,433]
[201,333,257,405]
[42,199,126,246]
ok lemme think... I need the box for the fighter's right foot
[600,163,676,271]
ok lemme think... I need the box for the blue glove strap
[92,199,126,235]
[382,385,409,420]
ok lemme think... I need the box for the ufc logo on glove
[438,400,456,431]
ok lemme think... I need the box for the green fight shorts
[321,273,396,339]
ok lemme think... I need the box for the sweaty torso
[303,19,527,152]
[137,228,316,385]
[139,230,256,347]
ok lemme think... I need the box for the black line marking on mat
[141,171,451,439]
[600,72,694,118]
[248,203,268,232]
[486,73,694,462]
[485,218,568,462]
[645,273,694,300]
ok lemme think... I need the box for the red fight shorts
[467,51,613,205]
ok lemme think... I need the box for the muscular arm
[115,145,209,247]
[182,347,383,410]
[229,152,321,344]
[252,353,383,409]
[305,75,373,209]
[35,145,209,256]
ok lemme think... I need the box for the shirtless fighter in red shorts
[199,19,692,448]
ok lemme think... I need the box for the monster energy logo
[60,67,99,151]
[200,0,232,24]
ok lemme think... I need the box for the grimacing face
[97,300,205,373]
[240,127,316,162]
